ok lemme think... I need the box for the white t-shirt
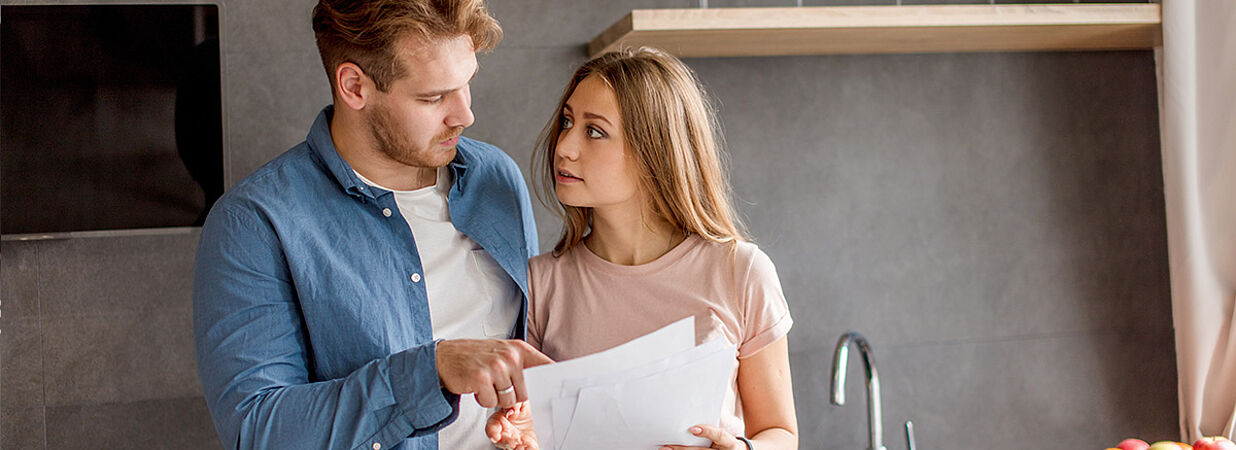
[355,168,520,450]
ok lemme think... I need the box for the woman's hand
[486,401,538,450]
[659,425,744,450]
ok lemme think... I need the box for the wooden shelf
[588,3,1162,58]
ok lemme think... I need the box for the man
[192,1,550,448]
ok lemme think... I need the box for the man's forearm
[203,343,458,450]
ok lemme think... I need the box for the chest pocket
[469,248,521,338]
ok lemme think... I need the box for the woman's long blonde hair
[534,47,747,255]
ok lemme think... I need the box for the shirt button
[372,443,381,450]
[411,273,421,283]
[382,208,392,217]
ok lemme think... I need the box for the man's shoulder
[457,136,521,178]
[208,142,321,220]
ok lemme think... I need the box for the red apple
[1192,437,1236,450]
[1149,442,1192,450]
[1119,439,1150,450]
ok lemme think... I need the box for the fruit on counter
[1148,441,1193,450]
[1192,437,1236,450]
[1119,439,1152,450]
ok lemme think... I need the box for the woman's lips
[556,170,582,184]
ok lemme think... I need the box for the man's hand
[436,339,553,408]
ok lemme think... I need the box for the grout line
[36,242,48,450]
[790,327,1168,356]
[0,269,2,447]
[884,329,1119,350]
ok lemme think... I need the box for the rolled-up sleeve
[192,204,459,450]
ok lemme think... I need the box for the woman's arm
[737,335,798,448]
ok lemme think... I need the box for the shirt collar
[307,105,473,199]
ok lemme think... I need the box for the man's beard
[367,102,463,168]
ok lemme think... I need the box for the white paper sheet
[523,317,738,450]
[524,317,695,446]
[552,339,732,449]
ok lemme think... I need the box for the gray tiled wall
[1,231,216,448]
[1,0,1175,448]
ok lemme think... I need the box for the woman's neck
[586,205,685,266]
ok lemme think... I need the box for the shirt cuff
[389,340,460,432]
[738,314,794,359]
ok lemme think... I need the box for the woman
[490,47,798,450]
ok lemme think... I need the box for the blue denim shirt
[193,106,539,450]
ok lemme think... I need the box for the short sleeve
[525,259,545,351]
[737,245,793,359]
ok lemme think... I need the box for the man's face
[366,34,478,169]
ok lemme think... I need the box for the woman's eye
[586,127,604,139]
[561,116,574,130]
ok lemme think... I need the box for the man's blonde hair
[312,0,501,94]
[535,47,747,255]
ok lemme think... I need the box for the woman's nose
[556,132,580,160]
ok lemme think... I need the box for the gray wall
[1,0,1176,448]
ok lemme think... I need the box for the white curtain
[1157,0,1236,441]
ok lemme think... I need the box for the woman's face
[553,75,642,212]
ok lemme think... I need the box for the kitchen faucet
[830,331,885,450]
[832,331,918,450]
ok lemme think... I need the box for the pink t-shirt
[527,234,793,436]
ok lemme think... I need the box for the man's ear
[335,62,370,111]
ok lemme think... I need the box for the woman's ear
[335,62,369,111]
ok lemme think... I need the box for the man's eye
[586,127,604,139]
[561,117,573,129]
[422,96,444,104]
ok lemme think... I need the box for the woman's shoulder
[528,250,556,274]
[529,247,577,277]
[687,238,780,289]
[691,237,769,266]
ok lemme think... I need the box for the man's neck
[329,109,438,191]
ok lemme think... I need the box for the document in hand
[524,317,738,450]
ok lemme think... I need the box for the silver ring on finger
[497,385,515,396]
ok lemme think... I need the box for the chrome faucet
[830,331,885,450]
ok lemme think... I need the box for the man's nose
[445,89,474,129]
